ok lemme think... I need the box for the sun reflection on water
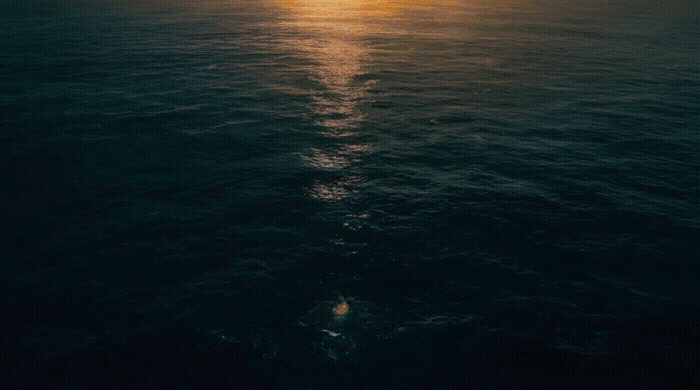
[273,3,375,136]
[266,0,383,207]
[306,176,363,202]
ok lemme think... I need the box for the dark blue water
[2,0,698,388]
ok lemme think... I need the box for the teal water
[2,1,698,388]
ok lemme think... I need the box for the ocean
[1,0,698,388]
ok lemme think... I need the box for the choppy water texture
[2,1,699,388]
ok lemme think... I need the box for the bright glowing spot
[268,0,404,17]
[333,301,349,316]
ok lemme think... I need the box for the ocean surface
[1,0,698,388]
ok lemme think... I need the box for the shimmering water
[2,1,698,388]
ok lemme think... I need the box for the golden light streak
[268,0,459,17]
[266,1,460,205]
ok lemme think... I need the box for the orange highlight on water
[333,301,349,316]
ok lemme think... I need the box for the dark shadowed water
[1,0,698,388]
